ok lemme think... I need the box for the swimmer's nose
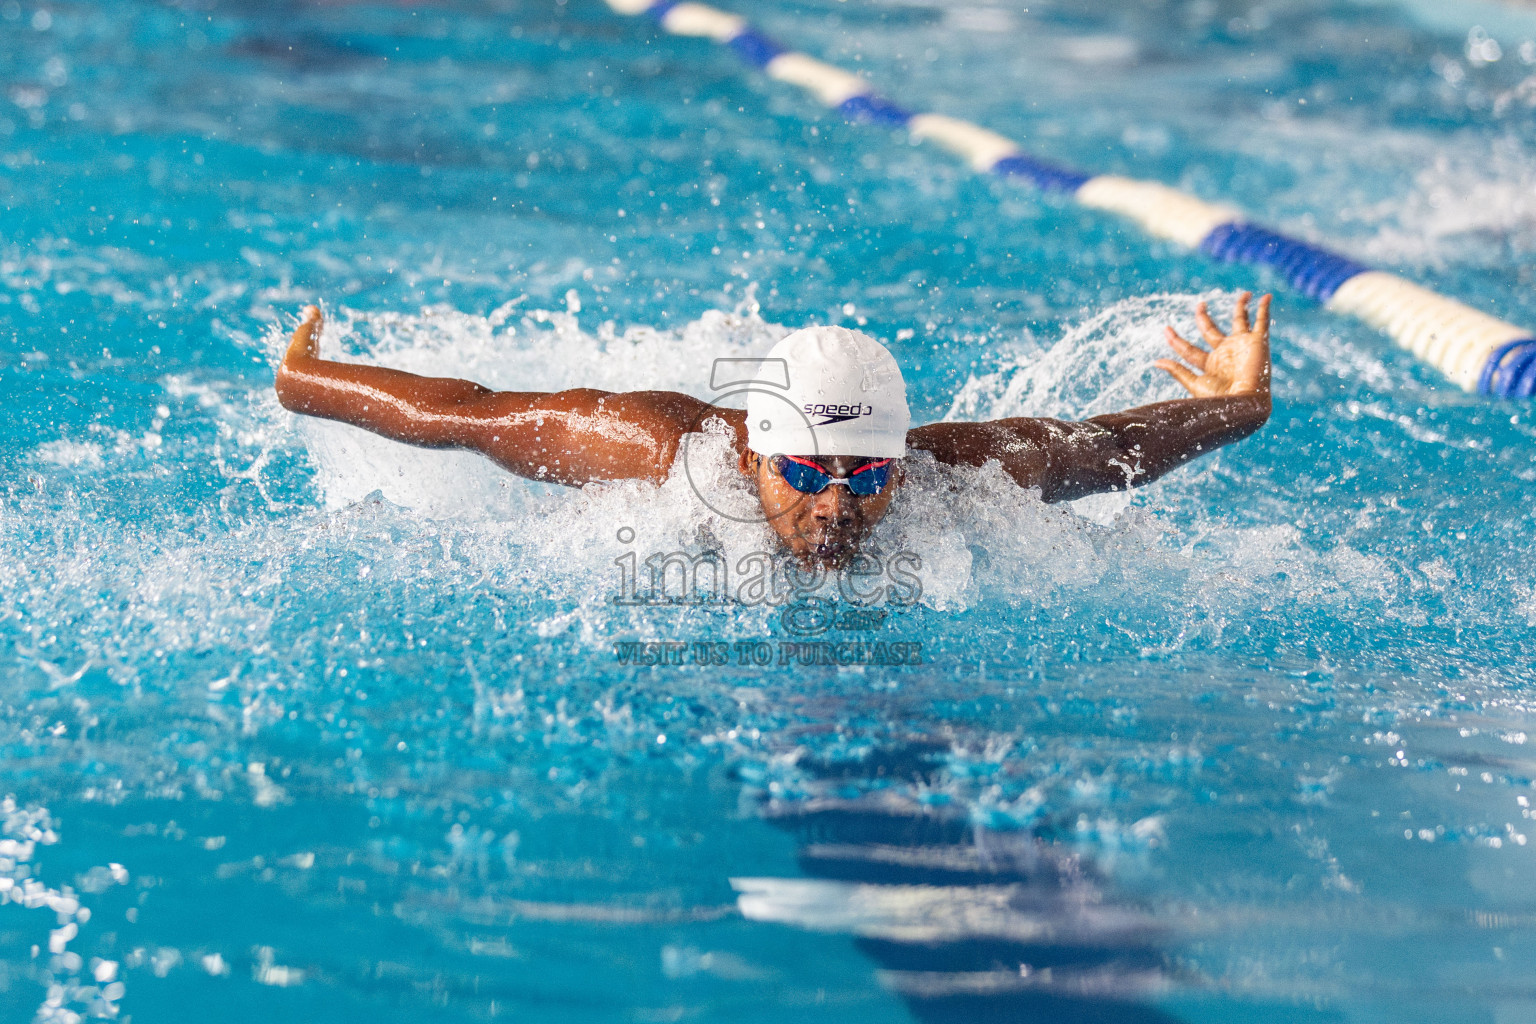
[810,486,858,528]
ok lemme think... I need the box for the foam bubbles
[1343,137,1536,269]
[250,294,1443,660]
[275,297,1211,622]
[33,440,105,469]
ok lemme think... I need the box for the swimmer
[275,294,1272,568]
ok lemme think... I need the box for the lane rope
[604,0,1536,398]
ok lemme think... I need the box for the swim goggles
[770,454,894,496]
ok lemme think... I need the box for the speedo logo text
[806,402,873,426]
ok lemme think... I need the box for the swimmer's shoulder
[604,391,745,441]
[599,391,748,476]
[906,419,1049,462]
[906,418,1055,489]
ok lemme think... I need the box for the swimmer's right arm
[274,306,710,485]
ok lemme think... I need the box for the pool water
[3,0,1536,1021]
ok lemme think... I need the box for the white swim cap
[746,326,910,459]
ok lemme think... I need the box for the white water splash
[0,800,130,1022]
[249,294,1422,637]
[1342,137,1536,269]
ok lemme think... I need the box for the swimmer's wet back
[4,2,1535,1022]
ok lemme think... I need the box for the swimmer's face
[740,450,904,570]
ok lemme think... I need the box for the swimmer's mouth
[790,526,862,568]
[812,539,856,566]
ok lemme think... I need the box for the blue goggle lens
[773,456,892,496]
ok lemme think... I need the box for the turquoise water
[3,0,1536,1020]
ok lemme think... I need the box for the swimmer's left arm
[911,293,1272,502]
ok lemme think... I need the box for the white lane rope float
[603,0,1536,399]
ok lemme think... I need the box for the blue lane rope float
[603,0,1536,399]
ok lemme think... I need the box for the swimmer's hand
[1156,292,1271,399]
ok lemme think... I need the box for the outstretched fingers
[1164,326,1208,370]
[1195,301,1224,346]
[1254,293,1272,337]
[1154,359,1200,395]
[1231,291,1253,335]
